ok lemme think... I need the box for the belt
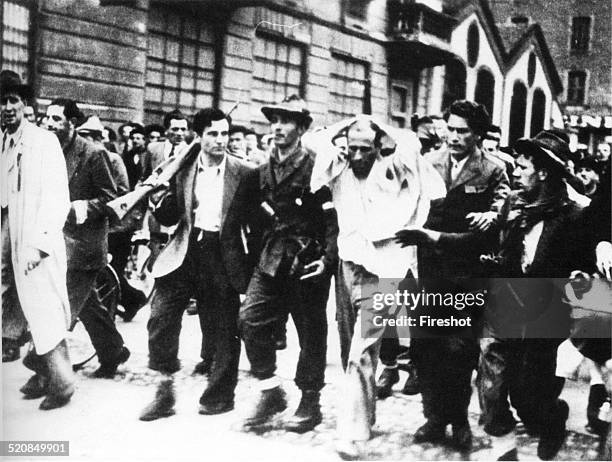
[192,227,220,242]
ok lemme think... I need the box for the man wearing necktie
[1,70,75,409]
[139,107,260,420]
[395,100,509,451]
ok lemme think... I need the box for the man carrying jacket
[45,98,130,379]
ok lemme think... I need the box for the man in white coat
[306,116,446,458]
[1,71,74,410]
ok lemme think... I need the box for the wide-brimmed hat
[261,94,312,129]
[0,69,32,101]
[514,130,572,176]
[77,115,105,135]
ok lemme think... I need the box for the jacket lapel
[220,156,240,232]
[65,135,85,182]
[182,154,199,225]
[450,151,482,190]
[529,215,561,272]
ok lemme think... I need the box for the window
[329,54,370,121]
[346,0,369,20]
[570,17,591,54]
[467,22,479,68]
[390,82,416,128]
[252,34,305,106]
[567,70,586,105]
[1,0,32,83]
[145,7,216,123]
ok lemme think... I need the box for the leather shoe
[376,368,399,399]
[243,386,287,428]
[452,421,472,450]
[284,390,322,433]
[39,384,74,410]
[139,379,176,421]
[537,399,569,460]
[414,420,446,444]
[198,401,234,415]
[193,360,212,375]
[401,362,419,395]
[93,347,130,378]
[20,374,49,399]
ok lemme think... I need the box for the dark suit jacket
[421,147,510,279]
[63,134,118,271]
[486,193,587,339]
[151,148,260,293]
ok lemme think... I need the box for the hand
[148,181,170,205]
[466,211,497,231]
[23,247,45,275]
[596,241,612,280]
[394,227,440,247]
[300,259,326,280]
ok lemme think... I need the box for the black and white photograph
[1,0,611,460]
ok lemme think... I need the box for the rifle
[106,140,201,221]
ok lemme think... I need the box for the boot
[401,361,420,395]
[413,419,446,444]
[376,367,399,399]
[452,419,472,451]
[284,390,322,433]
[586,384,608,436]
[92,346,130,378]
[537,399,569,461]
[243,386,287,429]
[39,339,75,410]
[20,374,49,399]
[139,378,176,421]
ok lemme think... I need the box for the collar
[165,140,185,156]
[198,152,226,175]
[4,119,26,149]
[270,142,307,170]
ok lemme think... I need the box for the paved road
[1,296,603,461]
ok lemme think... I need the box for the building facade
[488,0,612,151]
[1,0,563,147]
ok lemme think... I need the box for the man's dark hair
[245,127,257,137]
[50,98,84,124]
[410,114,434,132]
[104,126,117,142]
[444,100,490,137]
[229,124,248,137]
[192,108,230,135]
[144,124,165,137]
[163,109,188,129]
[130,123,145,137]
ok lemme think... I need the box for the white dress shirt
[521,221,544,272]
[163,140,186,161]
[1,123,24,208]
[450,154,469,182]
[193,155,226,232]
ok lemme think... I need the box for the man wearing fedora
[239,95,338,433]
[1,70,75,409]
[478,130,589,460]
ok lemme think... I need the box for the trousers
[239,266,330,392]
[148,230,240,405]
[479,337,566,437]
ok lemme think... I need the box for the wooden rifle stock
[106,141,200,221]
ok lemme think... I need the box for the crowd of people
[2,66,611,461]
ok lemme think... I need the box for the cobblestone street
[1,293,603,461]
